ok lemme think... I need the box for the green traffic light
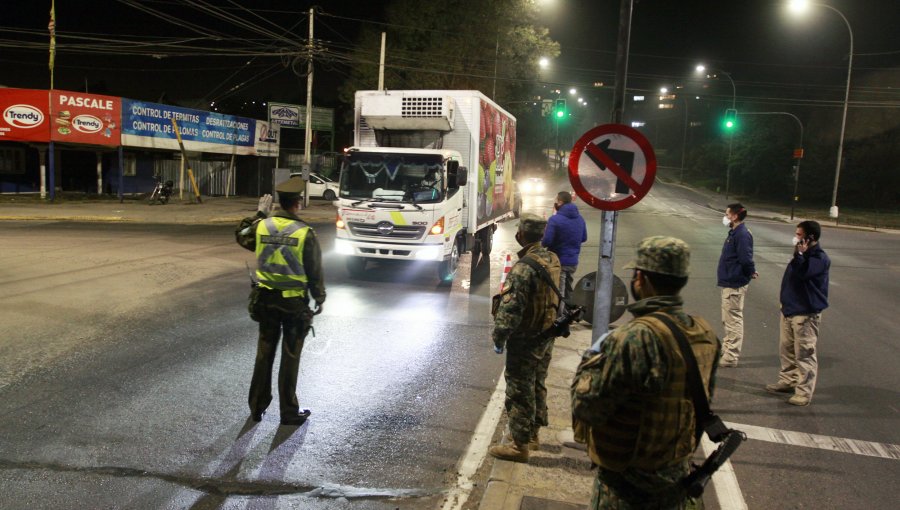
[725,120,734,128]
[556,110,564,118]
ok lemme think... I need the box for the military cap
[517,212,548,236]
[275,176,306,200]
[623,236,690,277]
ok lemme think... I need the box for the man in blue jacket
[716,203,758,367]
[766,221,830,406]
[542,191,588,314]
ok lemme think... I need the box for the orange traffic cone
[499,253,513,292]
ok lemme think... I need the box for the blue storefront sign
[121,99,257,153]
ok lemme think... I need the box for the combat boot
[489,441,529,463]
[528,431,540,451]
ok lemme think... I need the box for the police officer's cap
[517,213,547,237]
[275,176,306,200]
[623,236,690,277]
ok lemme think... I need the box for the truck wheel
[345,257,367,277]
[323,189,336,201]
[438,238,461,283]
[479,227,494,258]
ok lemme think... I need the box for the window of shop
[0,148,26,174]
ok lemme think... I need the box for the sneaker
[787,395,811,406]
[766,382,795,394]
[488,442,529,463]
[719,360,738,368]
[528,433,540,451]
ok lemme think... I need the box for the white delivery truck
[335,90,519,282]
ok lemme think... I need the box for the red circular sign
[567,124,657,211]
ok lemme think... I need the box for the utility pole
[593,0,633,342]
[302,7,314,208]
[378,32,386,91]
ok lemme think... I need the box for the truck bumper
[334,237,447,261]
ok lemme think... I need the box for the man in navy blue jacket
[542,191,587,314]
[716,203,758,367]
[766,220,830,406]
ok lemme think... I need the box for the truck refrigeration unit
[334,90,519,282]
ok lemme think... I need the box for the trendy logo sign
[3,104,45,128]
[50,90,120,145]
[0,89,51,142]
[72,114,103,134]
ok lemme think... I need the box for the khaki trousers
[778,313,821,398]
[720,285,749,363]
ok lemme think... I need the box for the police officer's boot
[488,440,529,463]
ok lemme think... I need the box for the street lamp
[786,0,853,219]
[696,63,737,197]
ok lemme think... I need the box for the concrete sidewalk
[477,322,596,510]
[0,194,338,225]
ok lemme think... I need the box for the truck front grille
[348,222,426,240]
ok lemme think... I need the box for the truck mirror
[456,166,468,186]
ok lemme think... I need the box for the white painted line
[726,421,900,460]
[441,375,507,510]
[701,435,748,510]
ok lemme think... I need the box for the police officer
[235,177,326,426]
[489,213,561,463]
[572,236,720,508]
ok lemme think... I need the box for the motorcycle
[148,176,174,205]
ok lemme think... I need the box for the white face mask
[722,215,731,227]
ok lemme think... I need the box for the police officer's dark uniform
[235,177,326,426]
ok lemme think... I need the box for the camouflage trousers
[591,467,703,510]
[504,335,555,445]
[248,288,313,419]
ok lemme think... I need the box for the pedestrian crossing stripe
[726,421,900,460]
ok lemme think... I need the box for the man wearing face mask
[543,191,588,315]
[766,221,830,406]
[716,203,758,367]
[490,213,561,463]
[572,236,720,508]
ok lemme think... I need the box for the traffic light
[554,98,567,119]
[723,108,738,131]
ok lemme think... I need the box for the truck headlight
[335,239,354,255]
[415,246,441,260]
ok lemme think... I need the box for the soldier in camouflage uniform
[236,177,326,426]
[490,213,561,463]
[571,236,720,509]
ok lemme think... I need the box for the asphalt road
[1,180,897,509]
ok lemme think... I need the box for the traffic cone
[499,253,513,292]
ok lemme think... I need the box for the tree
[338,0,559,105]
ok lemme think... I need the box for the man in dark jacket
[716,203,758,367]
[766,220,830,406]
[542,191,587,314]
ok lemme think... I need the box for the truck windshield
[340,153,444,203]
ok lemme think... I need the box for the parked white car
[290,172,339,200]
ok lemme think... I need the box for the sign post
[568,123,656,340]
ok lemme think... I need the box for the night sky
[2,1,898,112]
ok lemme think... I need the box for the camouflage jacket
[492,242,561,350]
[571,295,721,498]
[235,210,326,305]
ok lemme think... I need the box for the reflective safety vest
[255,216,310,298]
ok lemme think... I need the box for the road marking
[726,421,900,460]
[701,436,748,510]
[440,375,507,510]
